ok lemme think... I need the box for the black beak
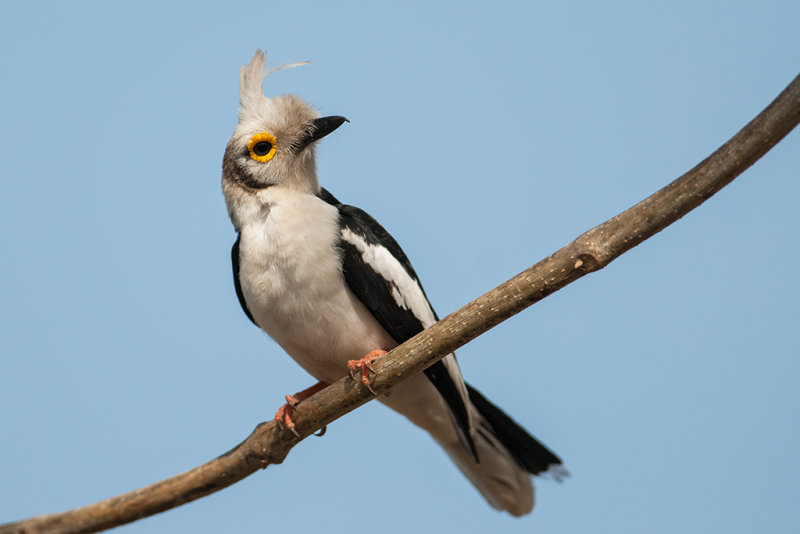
[293,115,349,153]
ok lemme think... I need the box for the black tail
[466,384,564,476]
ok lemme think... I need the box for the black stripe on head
[223,144,271,190]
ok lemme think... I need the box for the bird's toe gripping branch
[347,349,387,395]
[275,381,328,437]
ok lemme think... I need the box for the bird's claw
[274,381,328,438]
[275,404,301,438]
[347,349,387,395]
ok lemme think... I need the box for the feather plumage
[222,51,564,516]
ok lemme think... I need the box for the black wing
[319,188,477,460]
[231,234,257,326]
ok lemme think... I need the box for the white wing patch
[340,227,473,437]
[340,228,437,328]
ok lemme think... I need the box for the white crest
[238,50,309,122]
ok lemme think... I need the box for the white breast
[237,188,397,383]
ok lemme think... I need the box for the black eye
[253,141,273,156]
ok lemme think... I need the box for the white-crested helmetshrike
[221,50,564,516]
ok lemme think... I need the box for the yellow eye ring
[247,132,277,162]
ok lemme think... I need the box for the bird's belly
[235,194,460,445]
[238,203,397,383]
[254,281,398,383]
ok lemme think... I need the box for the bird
[221,50,564,516]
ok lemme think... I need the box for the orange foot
[347,349,387,395]
[275,381,328,437]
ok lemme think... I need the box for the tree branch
[3,73,799,534]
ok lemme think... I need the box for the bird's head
[222,50,347,226]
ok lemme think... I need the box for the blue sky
[2,2,799,533]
